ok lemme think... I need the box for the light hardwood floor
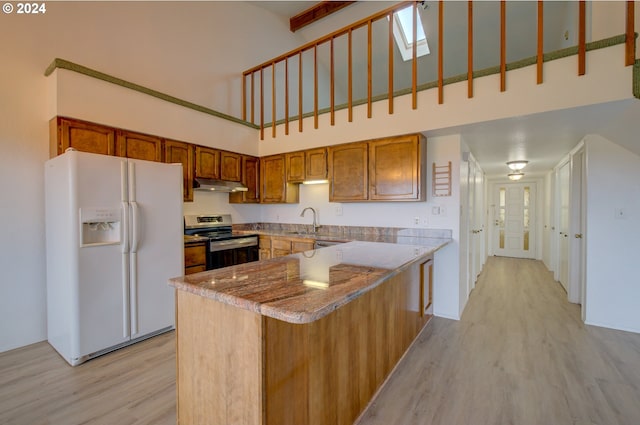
[357,257,640,425]
[2,257,640,425]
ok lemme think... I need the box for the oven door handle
[209,237,258,252]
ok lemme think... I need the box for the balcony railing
[242,1,636,140]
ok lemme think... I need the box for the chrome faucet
[300,207,320,233]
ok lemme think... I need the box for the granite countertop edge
[170,238,451,324]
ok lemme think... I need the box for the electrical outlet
[334,204,343,216]
[414,216,420,225]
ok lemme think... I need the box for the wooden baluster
[500,0,506,92]
[272,62,276,138]
[285,58,289,135]
[330,37,335,126]
[348,28,353,122]
[626,1,635,66]
[438,0,443,104]
[314,45,319,129]
[368,20,373,118]
[250,72,255,125]
[468,1,473,98]
[413,2,418,109]
[578,0,585,76]
[260,68,264,140]
[388,11,394,115]
[299,51,303,132]
[537,1,543,84]
[242,73,247,121]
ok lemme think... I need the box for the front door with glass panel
[493,183,536,258]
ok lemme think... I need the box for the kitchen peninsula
[170,237,450,425]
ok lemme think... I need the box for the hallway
[358,256,640,425]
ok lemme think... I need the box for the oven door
[207,237,259,270]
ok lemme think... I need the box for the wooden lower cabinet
[184,242,206,275]
[261,235,315,258]
[175,257,433,425]
[259,236,272,260]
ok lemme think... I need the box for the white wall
[583,135,640,333]
[0,1,306,353]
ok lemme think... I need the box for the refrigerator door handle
[130,252,138,336]
[122,253,131,338]
[121,202,129,253]
[130,201,140,253]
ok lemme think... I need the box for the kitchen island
[170,239,449,425]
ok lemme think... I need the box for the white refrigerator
[45,150,183,366]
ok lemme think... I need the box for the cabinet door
[369,134,424,201]
[328,142,368,202]
[291,239,315,253]
[220,151,242,182]
[286,151,305,183]
[230,155,260,204]
[261,155,299,204]
[305,148,327,181]
[195,146,220,179]
[52,117,116,157]
[164,139,194,202]
[261,155,285,203]
[116,130,163,162]
[420,258,433,319]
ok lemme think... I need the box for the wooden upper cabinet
[260,154,299,204]
[328,142,369,202]
[229,155,260,204]
[285,151,305,183]
[285,148,327,183]
[369,134,425,201]
[220,151,242,182]
[305,148,327,181]
[195,146,220,179]
[116,130,163,162]
[50,117,116,158]
[164,139,194,202]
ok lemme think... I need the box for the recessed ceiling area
[425,99,640,180]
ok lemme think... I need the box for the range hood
[193,178,248,192]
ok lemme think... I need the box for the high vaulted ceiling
[249,1,640,180]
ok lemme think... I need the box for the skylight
[390,5,430,61]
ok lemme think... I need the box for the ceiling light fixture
[506,160,528,171]
[508,172,524,181]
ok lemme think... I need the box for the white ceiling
[249,1,640,180]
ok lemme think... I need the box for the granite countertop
[183,235,210,244]
[170,238,450,324]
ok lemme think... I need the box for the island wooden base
[176,258,433,425]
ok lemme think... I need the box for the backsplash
[234,222,452,240]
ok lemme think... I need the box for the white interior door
[492,182,536,258]
[568,150,585,305]
[557,161,570,290]
[467,159,477,295]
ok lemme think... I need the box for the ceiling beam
[290,1,356,32]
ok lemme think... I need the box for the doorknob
[575,233,582,239]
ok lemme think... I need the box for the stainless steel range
[184,214,259,270]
